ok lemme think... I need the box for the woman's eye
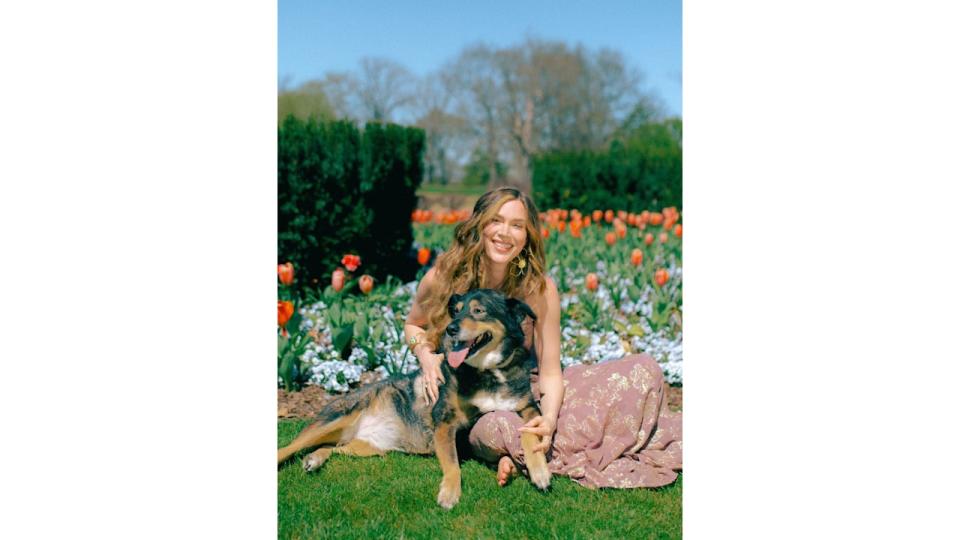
[512,223,523,229]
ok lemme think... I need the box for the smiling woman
[403,187,682,490]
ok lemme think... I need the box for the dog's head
[441,289,536,370]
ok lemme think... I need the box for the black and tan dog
[277,288,551,509]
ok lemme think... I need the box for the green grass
[416,183,488,197]
[279,420,681,539]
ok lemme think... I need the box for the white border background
[2,1,959,538]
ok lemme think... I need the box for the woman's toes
[497,456,517,486]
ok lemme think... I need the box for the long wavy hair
[421,187,547,348]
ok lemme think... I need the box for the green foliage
[461,150,508,186]
[277,82,335,123]
[532,118,682,212]
[278,328,311,391]
[278,420,682,539]
[278,117,425,287]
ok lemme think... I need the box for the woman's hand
[416,346,446,405]
[518,415,555,454]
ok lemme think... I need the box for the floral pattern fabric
[467,354,682,489]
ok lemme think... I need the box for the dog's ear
[448,293,463,318]
[506,297,537,327]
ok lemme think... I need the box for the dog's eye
[471,307,486,317]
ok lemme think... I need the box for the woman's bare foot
[497,456,518,487]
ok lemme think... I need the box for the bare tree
[353,57,416,123]
[414,74,470,185]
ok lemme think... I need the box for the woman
[404,187,682,489]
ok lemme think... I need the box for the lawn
[278,420,682,539]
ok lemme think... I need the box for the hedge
[278,116,425,287]
[531,120,682,213]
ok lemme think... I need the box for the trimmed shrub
[278,116,425,287]
[531,119,682,212]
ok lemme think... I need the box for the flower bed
[279,206,682,393]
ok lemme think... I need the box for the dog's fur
[277,289,551,509]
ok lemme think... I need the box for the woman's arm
[404,267,446,404]
[519,276,564,453]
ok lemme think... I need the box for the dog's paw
[302,452,328,473]
[436,482,461,510]
[528,464,552,491]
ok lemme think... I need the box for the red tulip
[585,273,599,291]
[654,269,669,287]
[644,232,654,246]
[583,217,591,227]
[541,226,550,239]
[630,248,643,267]
[331,268,345,292]
[278,300,295,337]
[592,210,603,222]
[659,232,668,244]
[277,262,294,286]
[557,221,567,233]
[604,209,614,223]
[605,232,616,246]
[359,274,374,295]
[674,224,682,238]
[341,254,361,272]
[417,247,431,266]
[569,221,582,238]
[649,212,664,226]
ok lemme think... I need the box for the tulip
[331,268,345,292]
[278,300,295,337]
[417,247,431,266]
[604,209,614,223]
[582,217,591,227]
[569,222,582,238]
[616,225,627,239]
[644,232,654,246]
[557,221,566,233]
[654,269,669,287]
[592,210,603,222]
[649,212,664,226]
[585,272,599,291]
[605,231,616,246]
[277,262,294,286]
[659,232,668,244]
[630,248,643,267]
[341,254,361,272]
[617,210,627,221]
[541,226,550,239]
[359,274,374,294]
[674,224,682,238]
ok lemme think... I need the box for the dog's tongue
[447,348,469,368]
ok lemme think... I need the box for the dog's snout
[446,322,460,336]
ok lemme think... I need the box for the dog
[277,288,551,509]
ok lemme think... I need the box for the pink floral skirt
[468,353,682,489]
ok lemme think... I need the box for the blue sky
[279,0,682,117]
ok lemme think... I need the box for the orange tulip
[560,209,568,221]
[674,224,682,238]
[627,213,637,226]
[617,210,627,221]
[616,225,627,239]
[277,262,294,286]
[605,231,616,246]
[359,274,374,295]
[278,300,295,337]
[583,217,591,227]
[331,268,345,292]
[630,248,643,267]
[541,226,550,239]
[341,254,361,272]
[639,211,650,225]
[569,221,582,238]
[644,232,654,246]
[604,209,614,223]
[585,273,599,291]
[654,268,669,287]
[557,221,567,233]
[649,212,664,226]
[592,210,603,222]
[417,247,431,266]
[659,232,668,244]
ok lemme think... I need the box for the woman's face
[481,199,528,266]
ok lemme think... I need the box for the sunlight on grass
[278,420,681,539]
